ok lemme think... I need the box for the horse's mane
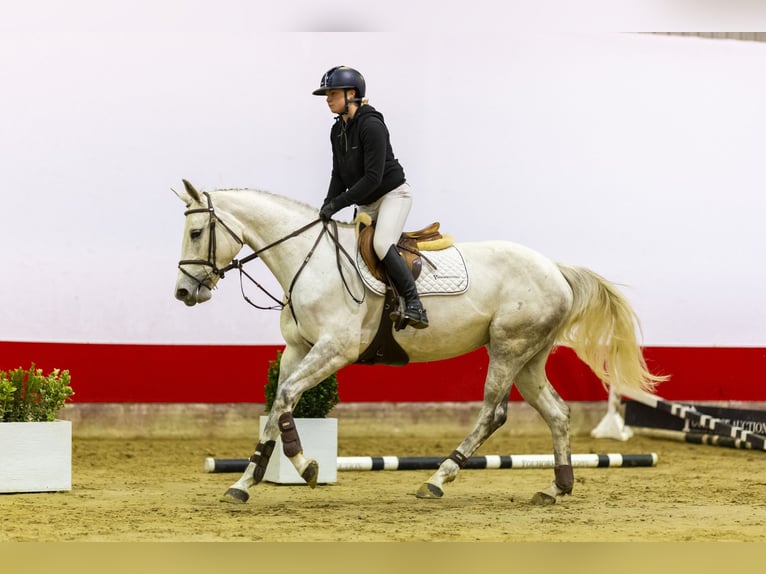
[211,187,356,229]
[212,187,315,211]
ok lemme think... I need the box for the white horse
[173,180,664,505]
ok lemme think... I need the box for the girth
[355,288,410,366]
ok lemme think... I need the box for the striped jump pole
[616,386,766,451]
[204,453,658,473]
[633,427,754,450]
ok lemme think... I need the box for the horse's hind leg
[416,352,518,499]
[514,349,573,505]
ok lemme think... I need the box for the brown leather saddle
[357,221,448,284]
[355,220,452,367]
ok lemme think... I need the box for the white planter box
[259,416,337,484]
[0,420,72,493]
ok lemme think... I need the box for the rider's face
[326,89,355,115]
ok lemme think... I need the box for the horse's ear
[182,179,202,203]
[173,179,201,206]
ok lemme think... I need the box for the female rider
[313,66,428,330]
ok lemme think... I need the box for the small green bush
[0,365,74,422]
[264,350,339,418]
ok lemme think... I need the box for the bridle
[178,191,364,321]
[178,192,244,283]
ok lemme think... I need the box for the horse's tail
[555,264,668,393]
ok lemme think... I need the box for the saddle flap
[358,222,445,283]
[358,225,382,281]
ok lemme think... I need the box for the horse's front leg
[221,441,275,503]
[221,412,316,504]
[222,341,352,504]
[222,344,309,504]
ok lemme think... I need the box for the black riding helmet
[312,66,366,101]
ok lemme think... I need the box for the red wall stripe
[1,341,764,403]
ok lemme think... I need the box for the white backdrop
[2,3,765,347]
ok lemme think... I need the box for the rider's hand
[319,199,339,221]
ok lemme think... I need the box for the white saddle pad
[356,245,469,296]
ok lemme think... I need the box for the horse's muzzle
[175,287,195,306]
[175,285,212,306]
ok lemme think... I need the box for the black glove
[319,199,340,221]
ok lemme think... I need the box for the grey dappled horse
[174,180,663,505]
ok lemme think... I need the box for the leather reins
[178,192,364,323]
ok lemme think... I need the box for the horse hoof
[416,482,444,499]
[302,460,319,489]
[222,487,249,504]
[531,492,556,506]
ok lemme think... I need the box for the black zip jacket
[323,104,406,209]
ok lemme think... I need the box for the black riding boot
[381,245,429,330]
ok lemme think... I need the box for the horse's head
[173,180,244,306]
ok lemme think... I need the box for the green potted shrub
[260,350,339,484]
[263,350,339,418]
[0,365,74,493]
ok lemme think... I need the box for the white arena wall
[2,5,766,433]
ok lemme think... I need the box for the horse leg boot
[222,439,276,503]
[279,413,319,488]
[381,245,429,330]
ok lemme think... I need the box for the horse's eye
[190,229,203,240]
